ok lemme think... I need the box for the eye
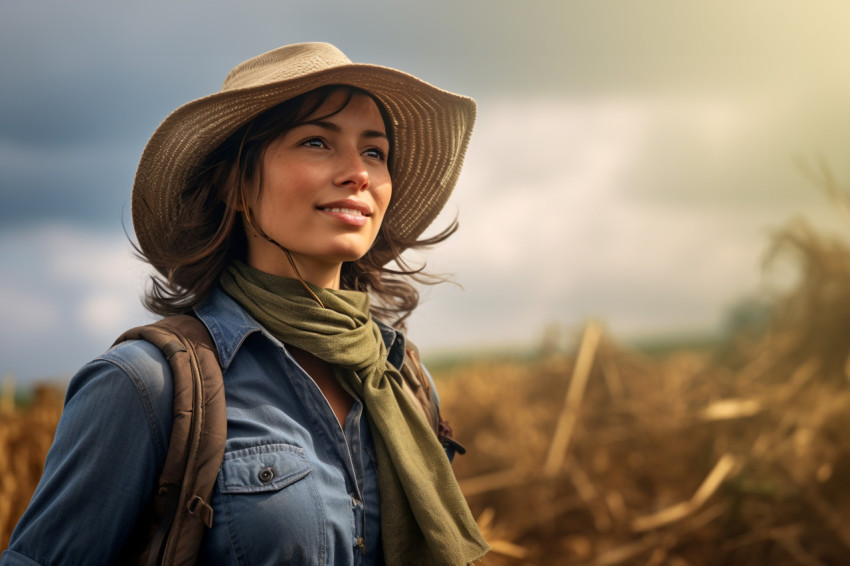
[300,137,327,149]
[364,147,388,161]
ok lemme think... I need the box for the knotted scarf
[220,261,489,565]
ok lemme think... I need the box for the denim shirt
[2,287,419,566]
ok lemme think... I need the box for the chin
[323,239,375,263]
[328,249,369,264]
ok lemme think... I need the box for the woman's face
[244,91,392,286]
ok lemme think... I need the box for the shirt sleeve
[0,341,173,566]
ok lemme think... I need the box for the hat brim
[132,62,476,262]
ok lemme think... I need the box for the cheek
[255,171,308,218]
[376,180,393,218]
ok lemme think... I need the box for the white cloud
[0,224,153,380]
[0,282,60,339]
[80,293,137,338]
[42,227,153,343]
[407,94,849,352]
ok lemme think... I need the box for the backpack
[113,315,458,566]
[114,315,226,566]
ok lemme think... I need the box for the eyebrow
[301,119,388,140]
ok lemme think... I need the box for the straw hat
[132,42,476,260]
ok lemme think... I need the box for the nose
[334,150,370,191]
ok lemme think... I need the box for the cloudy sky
[3,0,850,384]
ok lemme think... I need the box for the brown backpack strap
[115,315,227,566]
[399,339,466,458]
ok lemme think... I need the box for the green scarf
[220,262,489,565]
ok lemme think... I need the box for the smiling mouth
[319,207,371,217]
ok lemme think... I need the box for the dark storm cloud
[0,0,636,230]
[0,64,199,148]
[2,0,848,230]
[0,4,225,228]
[0,52,203,228]
[0,1,433,228]
[0,141,134,228]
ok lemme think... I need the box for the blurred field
[4,218,850,564]
[0,383,62,549]
[436,218,850,565]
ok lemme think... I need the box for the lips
[315,199,374,227]
[321,207,367,217]
[316,199,373,217]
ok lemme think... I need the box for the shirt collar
[195,285,406,371]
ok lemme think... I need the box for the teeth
[324,207,364,216]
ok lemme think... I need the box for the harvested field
[439,331,850,564]
[0,384,62,549]
[2,219,850,564]
[437,219,850,564]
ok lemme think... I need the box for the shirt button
[258,466,275,483]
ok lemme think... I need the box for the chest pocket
[219,443,313,494]
[213,443,325,565]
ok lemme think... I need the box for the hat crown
[222,43,353,92]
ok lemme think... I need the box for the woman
[1,43,488,565]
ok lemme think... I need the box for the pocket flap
[219,443,313,494]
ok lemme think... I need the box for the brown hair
[139,85,456,327]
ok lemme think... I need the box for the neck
[245,247,342,290]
